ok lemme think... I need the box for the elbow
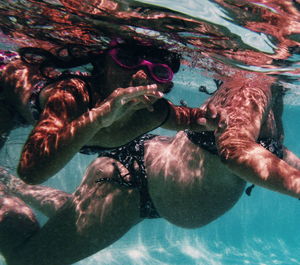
[217,138,252,165]
[17,162,45,185]
[217,143,240,164]
[18,140,56,184]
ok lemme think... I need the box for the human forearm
[18,84,163,184]
[162,103,218,131]
[18,105,110,184]
[219,140,300,198]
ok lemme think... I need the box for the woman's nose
[132,69,147,80]
[131,70,149,86]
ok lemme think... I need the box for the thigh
[11,157,142,265]
[74,156,142,230]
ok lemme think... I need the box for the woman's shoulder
[44,77,92,104]
[39,77,94,119]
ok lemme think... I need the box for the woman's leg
[0,168,71,218]
[6,157,142,265]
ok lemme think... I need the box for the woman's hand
[196,103,228,131]
[94,84,164,127]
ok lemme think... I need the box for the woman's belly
[145,132,246,228]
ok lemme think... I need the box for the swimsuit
[0,50,46,124]
[80,134,160,219]
[0,50,92,128]
[0,51,27,147]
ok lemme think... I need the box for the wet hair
[18,45,104,82]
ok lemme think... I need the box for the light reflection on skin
[0,121,245,264]
[145,131,246,228]
[13,58,170,184]
[3,59,300,264]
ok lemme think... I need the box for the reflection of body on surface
[1,70,300,265]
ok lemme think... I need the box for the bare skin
[205,73,300,197]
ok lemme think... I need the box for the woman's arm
[160,100,220,131]
[213,78,300,198]
[18,80,163,184]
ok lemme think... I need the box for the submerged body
[0,0,300,263]
[0,129,246,265]
[0,44,218,264]
[1,112,298,265]
[1,78,300,265]
[1,53,300,264]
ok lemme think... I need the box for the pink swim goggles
[108,47,174,83]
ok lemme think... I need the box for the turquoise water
[0,0,300,264]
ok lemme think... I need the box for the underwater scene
[0,0,300,264]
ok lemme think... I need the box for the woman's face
[100,46,176,98]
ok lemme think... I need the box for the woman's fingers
[137,95,155,111]
[117,84,158,98]
[197,103,228,130]
[118,84,163,106]
[97,84,164,127]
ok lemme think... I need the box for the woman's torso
[144,74,283,228]
[144,131,246,229]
